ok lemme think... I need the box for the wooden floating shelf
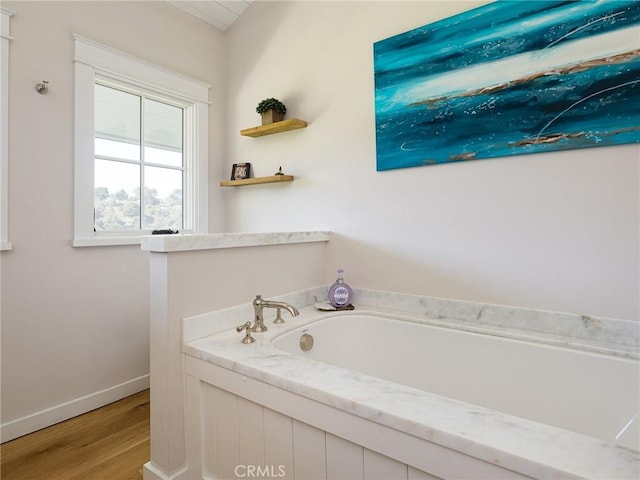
[220,175,294,187]
[240,119,307,138]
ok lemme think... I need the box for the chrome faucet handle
[273,307,285,324]
[251,294,299,332]
[236,321,255,344]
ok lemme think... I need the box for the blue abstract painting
[373,1,640,171]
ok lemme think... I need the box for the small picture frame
[231,162,251,180]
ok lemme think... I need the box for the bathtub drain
[300,333,314,352]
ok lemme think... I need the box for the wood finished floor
[0,389,150,480]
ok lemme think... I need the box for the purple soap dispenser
[328,269,353,308]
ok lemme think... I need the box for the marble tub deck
[183,287,640,480]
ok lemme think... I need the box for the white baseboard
[143,462,189,480]
[0,374,150,443]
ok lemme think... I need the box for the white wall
[0,1,226,439]
[225,1,639,321]
[1,0,638,444]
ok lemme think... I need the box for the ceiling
[167,0,254,31]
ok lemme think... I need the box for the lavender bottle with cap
[328,269,353,308]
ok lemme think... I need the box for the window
[1,8,12,251]
[94,82,185,232]
[73,35,209,247]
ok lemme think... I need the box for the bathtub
[182,290,640,480]
[272,312,640,451]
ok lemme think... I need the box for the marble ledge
[183,286,639,361]
[140,230,330,253]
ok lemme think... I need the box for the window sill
[73,236,141,247]
[73,231,191,247]
[1,240,12,251]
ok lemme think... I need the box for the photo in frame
[231,163,251,180]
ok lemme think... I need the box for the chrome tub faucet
[251,294,299,332]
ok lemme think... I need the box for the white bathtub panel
[364,449,408,479]
[186,356,536,480]
[185,375,203,479]
[238,397,265,472]
[292,420,326,480]
[211,384,240,479]
[326,433,364,479]
[201,382,218,478]
[263,409,294,480]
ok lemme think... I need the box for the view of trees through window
[94,186,182,231]
[94,83,184,232]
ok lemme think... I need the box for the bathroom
[1,0,638,479]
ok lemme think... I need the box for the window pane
[143,166,182,230]
[144,145,182,167]
[95,84,140,161]
[94,159,140,231]
[95,138,140,161]
[144,99,183,167]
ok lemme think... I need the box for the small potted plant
[256,97,287,125]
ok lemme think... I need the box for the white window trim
[1,8,13,251]
[73,35,210,247]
